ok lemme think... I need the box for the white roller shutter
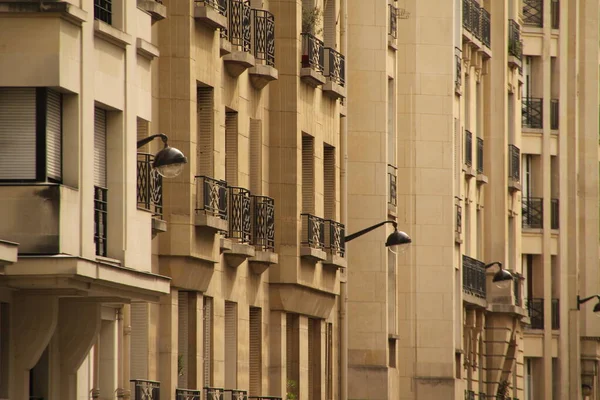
[178,292,189,388]
[46,89,62,181]
[130,303,149,379]
[203,297,213,387]
[94,108,107,188]
[0,88,36,180]
[249,307,262,396]
[224,301,237,389]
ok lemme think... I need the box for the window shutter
[224,301,238,389]
[323,0,337,47]
[225,112,238,186]
[0,88,36,180]
[94,108,107,188]
[325,323,332,400]
[302,135,315,213]
[454,118,460,193]
[130,302,149,379]
[249,307,262,396]
[249,119,263,194]
[323,145,336,219]
[286,314,299,398]
[203,297,213,387]
[197,87,214,176]
[308,319,317,399]
[178,292,189,388]
[137,118,149,152]
[46,89,62,181]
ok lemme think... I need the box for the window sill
[137,38,159,60]
[94,20,132,49]
[0,2,87,25]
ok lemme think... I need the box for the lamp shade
[385,229,412,248]
[593,302,600,314]
[153,146,188,178]
[492,269,513,289]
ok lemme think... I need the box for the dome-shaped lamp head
[385,229,412,255]
[153,145,188,178]
[582,384,593,396]
[593,301,600,316]
[492,268,513,289]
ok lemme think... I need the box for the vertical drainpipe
[339,0,348,398]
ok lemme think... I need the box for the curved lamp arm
[137,133,169,149]
[484,261,503,271]
[345,221,397,243]
[577,295,600,310]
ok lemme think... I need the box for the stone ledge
[194,4,227,30]
[0,1,87,25]
[159,255,216,292]
[387,35,397,50]
[487,303,529,318]
[508,55,522,69]
[323,80,346,100]
[508,178,522,192]
[249,64,278,89]
[194,213,228,232]
[300,67,326,87]
[300,246,327,262]
[476,173,489,184]
[462,165,477,178]
[0,239,18,265]
[223,242,256,267]
[249,250,279,275]
[224,51,256,77]
[463,292,487,308]
[323,253,346,269]
[138,0,167,21]
[479,45,492,60]
[151,217,167,234]
[136,38,160,60]
[94,20,132,49]
[220,37,232,56]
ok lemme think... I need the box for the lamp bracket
[344,220,397,243]
[137,133,169,149]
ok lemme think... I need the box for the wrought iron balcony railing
[522,197,543,229]
[226,0,251,52]
[462,0,472,32]
[465,130,473,167]
[388,164,397,207]
[522,97,543,129]
[301,33,324,73]
[176,388,201,400]
[195,176,228,220]
[508,19,522,61]
[228,186,252,243]
[455,47,462,90]
[94,0,112,24]
[300,213,325,250]
[462,255,486,299]
[248,397,282,400]
[526,298,560,329]
[470,1,481,40]
[508,144,520,182]
[224,389,247,400]
[550,99,559,130]
[388,3,399,39]
[456,203,462,234]
[523,0,543,27]
[253,9,275,67]
[481,8,491,47]
[325,220,345,257]
[476,137,484,174]
[94,186,108,257]
[137,153,163,218]
[252,195,275,251]
[205,387,224,400]
[465,390,475,400]
[324,47,345,86]
[196,0,227,14]
[514,277,521,306]
[131,380,160,400]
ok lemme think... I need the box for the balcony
[176,388,201,400]
[131,379,160,400]
[523,0,560,29]
[137,153,166,233]
[300,213,327,261]
[224,389,247,400]
[522,97,543,129]
[462,255,486,302]
[222,186,255,266]
[522,197,559,230]
[323,219,346,268]
[323,47,346,100]
[223,0,255,76]
[476,137,487,184]
[194,0,228,30]
[195,176,229,232]
[508,19,522,68]
[300,33,326,87]
[508,144,521,191]
[94,186,108,257]
[205,387,224,400]
[388,3,398,48]
[455,203,462,243]
[249,195,278,273]
[481,8,491,49]
[462,0,491,52]
[455,47,462,95]
[463,130,476,177]
[137,0,167,21]
[388,164,397,215]
[526,298,560,330]
[249,9,278,89]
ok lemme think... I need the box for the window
[130,302,149,379]
[388,338,397,368]
[250,119,263,194]
[203,296,214,387]
[178,292,190,388]
[302,135,315,213]
[249,307,262,396]
[197,86,215,177]
[325,323,333,400]
[286,314,299,399]
[308,318,321,399]
[225,111,239,185]
[94,107,108,257]
[0,88,62,182]
[94,0,112,25]
[323,144,336,220]
[224,301,238,389]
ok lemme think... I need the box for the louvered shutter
[203,297,213,387]
[137,118,149,152]
[323,0,336,47]
[178,292,189,388]
[285,314,298,395]
[387,79,396,165]
[308,319,314,399]
[323,145,335,219]
[225,112,238,186]
[0,88,36,180]
[454,118,460,193]
[224,301,238,388]
[302,135,315,214]
[249,119,262,194]
[94,108,107,188]
[197,87,214,176]
[46,89,62,181]
[130,302,149,379]
[249,307,262,396]
[325,323,332,400]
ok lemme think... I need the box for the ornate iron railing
[224,389,247,400]
[301,33,324,73]
[195,0,227,14]
[462,0,472,32]
[522,197,543,229]
[204,387,224,400]
[94,186,108,257]
[324,47,345,86]
[300,213,325,250]
[508,19,522,61]
[388,3,398,38]
[176,388,201,400]
[513,277,521,306]
[131,380,160,400]
[465,390,475,400]
[551,0,559,29]
[526,298,560,329]
[248,397,282,400]
[551,198,559,229]
[465,130,473,167]
[470,1,481,40]
[195,176,228,220]
[252,195,275,251]
[325,220,345,257]
[523,0,543,27]
[550,99,559,130]
[94,0,112,24]
[481,8,491,47]
[456,203,462,234]
[228,186,252,243]
[227,0,251,52]
[455,47,462,90]
[522,97,543,129]
[388,164,397,207]
[508,145,520,181]
[476,137,484,174]
[463,255,486,299]
[137,153,163,218]
[253,9,275,66]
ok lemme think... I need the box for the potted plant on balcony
[301,5,323,35]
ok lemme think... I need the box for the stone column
[159,289,178,399]
[269,311,287,397]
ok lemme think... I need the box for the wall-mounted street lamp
[137,133,188,178]
[577,295,600,314]
[484,261,514,289]
[345,220,411,253]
